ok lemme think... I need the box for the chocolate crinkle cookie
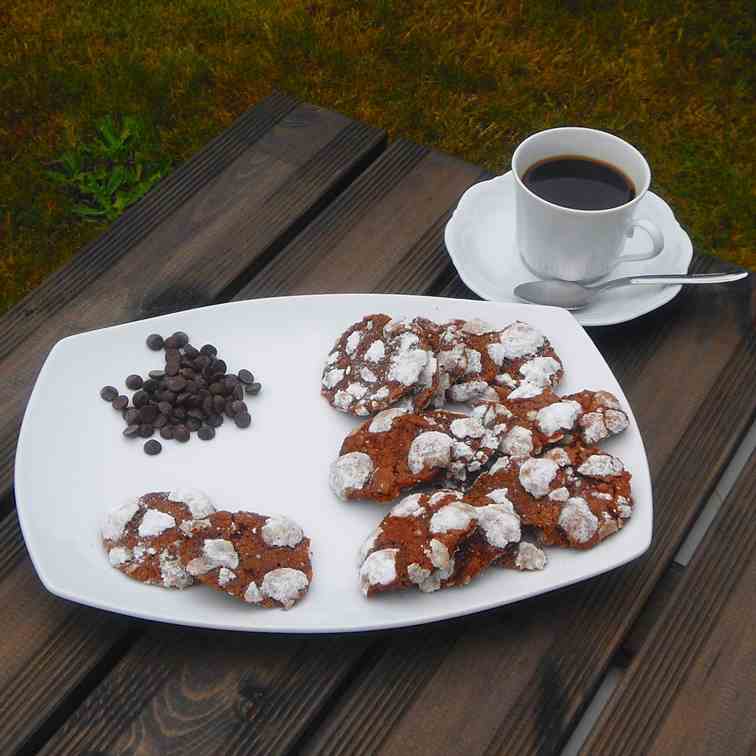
[102,488,215,589]
[321,315,563,416]
[357,489,546,598]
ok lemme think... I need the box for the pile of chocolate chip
[99,331,262,455]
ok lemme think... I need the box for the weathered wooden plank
[38,140,488,756]
[0,511,136,754]
[0,101,385,503]
[582,450,756,755]
[0,101,385,754]
[296,256,756,756]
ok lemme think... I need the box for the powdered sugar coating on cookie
[408,431,453,474]
[261,516,304,548]
[536,400,582,438]
[519,458,559,498]
[558,497,599,544]
[261,568,310,609]
[330,452,374,499]
[167,488,214,519]
[577,454,625,478]
[360,549,399,595]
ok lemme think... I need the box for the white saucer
[444,172,693,327]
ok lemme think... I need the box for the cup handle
[618,218,664,264]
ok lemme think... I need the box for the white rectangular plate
[16,294,652,633]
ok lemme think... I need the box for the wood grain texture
[237,139,487,299]
[298,256,756,756]
[38,629,370,756]
[0,511,135,754]
[581,450,756,755]
[0,102,384,502]
[7,144,755,756]
[0,100,385,755]
[38,141,489,756]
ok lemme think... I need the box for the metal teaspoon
[514,272,749,310]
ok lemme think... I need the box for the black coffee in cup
[522,155,635,211]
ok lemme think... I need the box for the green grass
[1,0,753,313]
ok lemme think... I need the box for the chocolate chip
[158,401,173,415]
[211,359,227,376]
[164,335,179,349]
[166,376,186,392]
[100,386,118,402]
[208,413,223,428]
[165,363,179,377]
[154,414,168,429]
[172,331,189,348]
[158,391,176,403]
[198,425,215,441]
[186,417,201,432]
[148,369,165,380]
[209,382,224,395]
[125,375,143,390]
[232,384,244,401]
[144,439,162,455]
[165,348,180,362]
[125,408,140,425]
[234,412,251,428]
[237,369,254,385]
[180,367,195,380]
[112,395,129,411]
[132,390,149,408]
[160,425,174,440]
[202,397,214,415]
[175,392,189,406]
[138,424,154,438]
[172,407,186,420]
[123,424,140,437]
[246,382,262,395]
[187,408,204,420]
[200,344,217,357]
[183,344,199,359]
[173,425,190,443]
[143,378,159,394]
[194,354,211,370]
[139,405,158,424]
[231,400,248,415]
[213,395,226,413]
[146,334,164,351]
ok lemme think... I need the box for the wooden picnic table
[1,93,754,756]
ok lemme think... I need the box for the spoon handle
[594,271,748,291]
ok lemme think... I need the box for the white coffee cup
[512,127,664,282]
